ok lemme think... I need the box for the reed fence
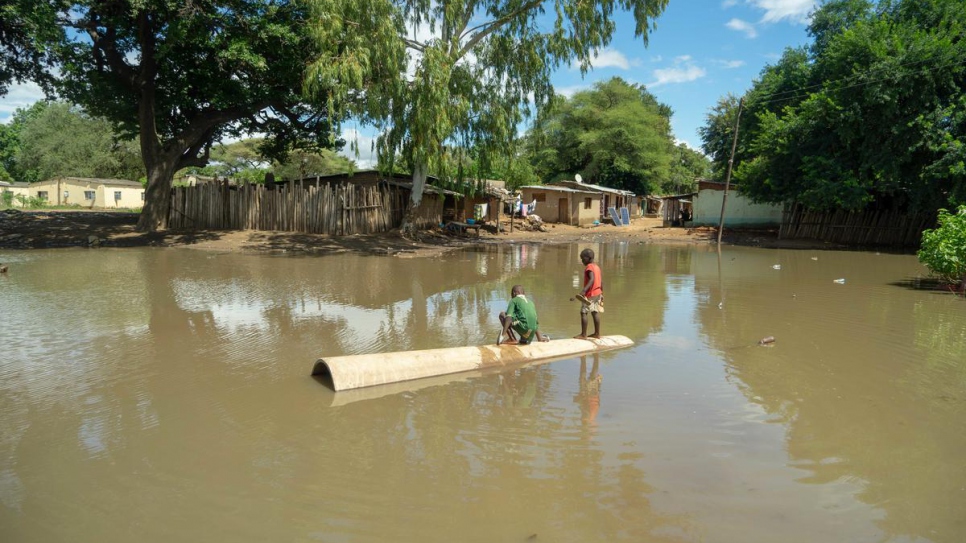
[779,204,934,247]
[167,181,425,235]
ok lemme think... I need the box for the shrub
[918,206,966,290]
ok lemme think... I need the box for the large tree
[526,76,675,195]
[31,0,346,231]
[701,0,966,213]
[303,0,670,231]
[14,101,146,182]
[0,0,60,96]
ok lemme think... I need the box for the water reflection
[0,244,963,542]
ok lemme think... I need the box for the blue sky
[0,0,818,162]
[554,0,818,149]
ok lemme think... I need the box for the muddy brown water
[1,243,964,543]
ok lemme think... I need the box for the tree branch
[79,16,137,87]
[457,0,544,59]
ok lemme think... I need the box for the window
[114,191,122,200]
[534,193,546,202]
[63,190,69,199]
[38,191,48,200]
[140,192,145,201]
[85,191,95,200]
[584,198,592,209]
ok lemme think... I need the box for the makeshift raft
[313,335,634,391]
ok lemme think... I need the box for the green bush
[918,206,966,288]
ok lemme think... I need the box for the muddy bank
[0,208,840,256]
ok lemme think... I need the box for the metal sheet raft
[313,335,634,391]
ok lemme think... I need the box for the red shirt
[583,263,602,297]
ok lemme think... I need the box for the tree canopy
[700,0,966,213]
[0,0,59,96]
[525,77,678,195]
[303,0,670,227]
[23,0,349,231]
[9,101,145,183]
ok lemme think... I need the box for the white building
[28,177,145,209]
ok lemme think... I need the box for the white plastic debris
[772,264,781,270]
[833,278,846,284]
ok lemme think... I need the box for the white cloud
[552,84,590,98]
[648,57,707,88]
[589,48,631,70]
[722,0,739,7]
[0,81,45,123]
[716,59,746,69]
[726,18,758,38]
[675,138,703,152]
[338,128,379,169]
[750,0,817,24]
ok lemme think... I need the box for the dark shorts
[512,322,535,344]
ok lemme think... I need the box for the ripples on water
[1,245,964,543]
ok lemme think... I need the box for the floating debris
[772,264,781,270]
[758,336,776,345]
[833,278,846,284]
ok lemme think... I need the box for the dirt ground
[0,208,837,257]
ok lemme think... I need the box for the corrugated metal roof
[552,180,635,196]
[519,185,600,195]
[33,177,143,188]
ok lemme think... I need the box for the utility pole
[717,97,744,245]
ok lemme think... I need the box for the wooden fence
[779,204,934,247]
[167,181,441,235]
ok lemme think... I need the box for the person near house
[498,285,549,345]
[574,248,604,339]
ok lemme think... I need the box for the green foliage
[272,148,356,181]
[13,102,146,182]
[918,206,966,287]
[700,0,966,213]
[0,0,60,95]
[303,0,670,208]
[0,101,49,182]
[15,195,48,209]
[525,77,675,195]
[663,143,711,195]
[20,0,346,230]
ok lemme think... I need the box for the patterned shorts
[580,294,604,314]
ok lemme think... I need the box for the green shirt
[507,295,539,332]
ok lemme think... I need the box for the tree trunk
[400,160,429,237]
[136,159,176,232]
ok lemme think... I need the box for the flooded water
[1,242,964,543]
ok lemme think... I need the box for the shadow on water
[890,276,963,294]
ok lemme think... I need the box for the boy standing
[575,248,603,339]
[498,285,549,345]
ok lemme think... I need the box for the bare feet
[589,334,601,339]
[573,335,587,339]
[502,339,519,345]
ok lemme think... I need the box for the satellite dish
[574,174,583,183]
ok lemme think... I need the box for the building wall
[520,188,600,226]
[463,196,502,223]
[575,195,601,225]
[29,178,145,208]
[692,188,783,227]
